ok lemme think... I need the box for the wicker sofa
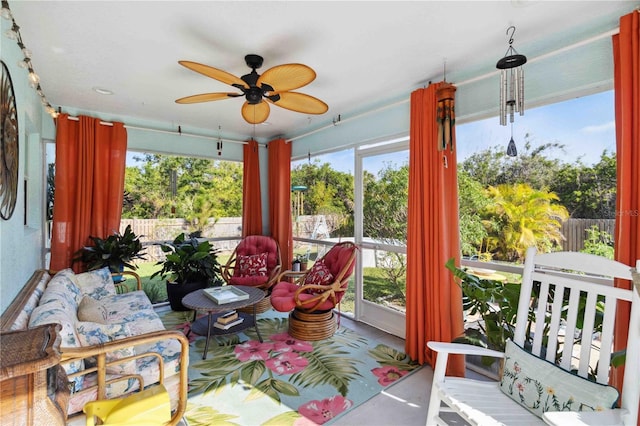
[0,268,189,425]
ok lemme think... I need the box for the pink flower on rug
[174,322,198,343]
[371,365,408,386]
[298,395,353,424]
[234,340,274,361]
[293,416,321,426]
[270,333,314,353]
[266,352,309,375]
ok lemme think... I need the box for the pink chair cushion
[227,236,279,288]
[271,242,356,313]
[229,274,270,287]
[234,236,279,273]
[270,282,299,312]
[322,243,356,278]
[271,281,340,312]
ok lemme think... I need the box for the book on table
[216,310,238,325]
[213,317,244,330]
[203,286,249,304]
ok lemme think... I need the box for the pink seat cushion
[271,243,356,313]
[271,281,340,312]
[270,282,299,312]
[229,274,269,287]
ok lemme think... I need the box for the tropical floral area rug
[158,308,420,426]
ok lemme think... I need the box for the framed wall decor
[1,60,19,220]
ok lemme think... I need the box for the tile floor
[333,316,433,426]
[334,316,478,426]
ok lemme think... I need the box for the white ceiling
[9,1,639,142]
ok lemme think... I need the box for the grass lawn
[340,267,407,314]
[120,262,166,303]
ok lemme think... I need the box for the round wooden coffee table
[182,286,266,359]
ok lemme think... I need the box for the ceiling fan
[175,54,328,124]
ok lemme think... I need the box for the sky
[300,90,616,175]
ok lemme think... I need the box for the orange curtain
[612,9,639,407]
[405,83,465,376]
[268,138,293,270]
[242,140,263,236]
[50,114,127,271]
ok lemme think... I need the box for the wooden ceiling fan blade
[178,61,249,88]
[257,64,316,92]
[241,101,270,124]
[175,92,241,104]
[269,92,328,114]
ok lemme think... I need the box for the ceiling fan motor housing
[240,56,276,104]
[246,87,263,104]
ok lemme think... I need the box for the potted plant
[151,233,224,311]
[73,225,146,279]
[298,253,309,271]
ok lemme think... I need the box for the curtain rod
[289,26,620,143]
[64,115,262,146]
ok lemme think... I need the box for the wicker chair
[221,235,282,313]
[271,242,357,340]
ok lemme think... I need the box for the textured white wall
[0,17,48,313]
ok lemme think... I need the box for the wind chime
[169,169,177,214]
[496,26,527,157]
[436,81,457,152]
[216,125,223,156]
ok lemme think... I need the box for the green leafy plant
[445,258,524,354]
[73,225,146,272]
[446,258,625,377]
[580,225,614,259]
[151,233,223,286]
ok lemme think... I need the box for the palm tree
[482,183,569,261]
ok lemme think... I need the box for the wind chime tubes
[436,81,457,151]
[496,26,527,157]
[497,26,526,126]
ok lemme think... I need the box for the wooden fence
[560,218,615,252]
[120,216,615,261]
[120,218,243,261]
[119,216,323,261]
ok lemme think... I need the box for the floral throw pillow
[499,340,619,418]
[303,261,334,294]
[237,252,268,277]
[75,267,117,300]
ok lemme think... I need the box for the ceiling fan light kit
[176,54,328,125]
